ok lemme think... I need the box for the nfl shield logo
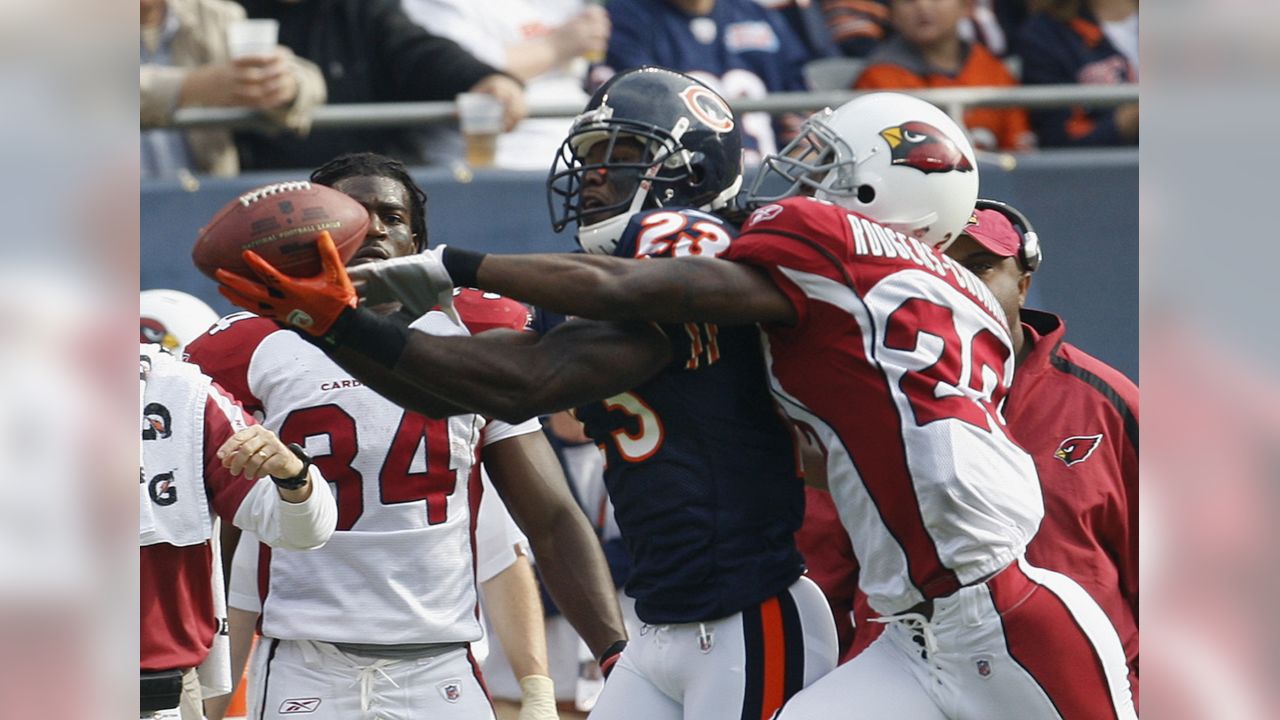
[975,658,993,678]
[439,680,462,703]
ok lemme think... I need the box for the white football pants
[247,638,495,720]
[589,575,838,720]
[775,558,1138,720]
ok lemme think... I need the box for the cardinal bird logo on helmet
[141,318,180,350]
[879,121,975,174]
[1054,434,1103,467]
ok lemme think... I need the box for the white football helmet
[748,92,979,249]
[140,289,218,354]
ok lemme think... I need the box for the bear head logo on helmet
[547,67,744,255]
[747,92,979,250]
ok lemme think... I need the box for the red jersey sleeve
[454,289,533,335]
[185,313,279,415]
[724,197,855,325]
[202,380,259,521]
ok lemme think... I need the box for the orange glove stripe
[215,268,273,302]
[241,248,290,287]
[217,285,267,312]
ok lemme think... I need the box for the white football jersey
[187,291,538,644]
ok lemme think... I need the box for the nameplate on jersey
[845,213,1005,321]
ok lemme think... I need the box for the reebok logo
[279,697,321,714]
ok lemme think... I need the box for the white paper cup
[456,93,505,167]
[227,19,279,59]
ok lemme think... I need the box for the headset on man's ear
[974,198,1041,272]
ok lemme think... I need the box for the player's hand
[216,231,357,336]
[551,5,610,62]
[217,425,305,481]
[346,246,457,319]
[230,48,300,109]
[516,675,557,720]
[1114,102,1139,142]
[179,47,300,110]
[469,73,526,132]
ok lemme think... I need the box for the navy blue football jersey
[569,208,805,624]
[596,0,812,161]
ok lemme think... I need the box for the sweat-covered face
[576,135,649,227]
[332,175,419,266]
[944,232,1029,335]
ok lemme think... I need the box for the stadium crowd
[141,0,1138,177]
[140,2,1139,720]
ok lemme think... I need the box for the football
[192,181,370,280]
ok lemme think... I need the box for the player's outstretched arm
[466,252,797,326]
[485,431,628,660]
[325,340,481,419]
[324,311,671,424]
[349,248,797,327]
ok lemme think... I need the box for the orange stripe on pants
[760,597,786,719]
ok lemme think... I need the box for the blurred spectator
[595,0,813,162]
[818,0,889,57]
[856,0,1035,151]
[957,0,1026,57]
[1017,0,1138,146]
[232,0,527,170]
[753,0,841,58]
[402,0,608,168]
[140,0,326,178]
[819,0,1023,59]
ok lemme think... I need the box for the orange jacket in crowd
[855,36,1035,151]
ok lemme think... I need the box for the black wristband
[441,247,487,289]
[299,307,411,369]
[598,639,627,667]
[270,443,312,490]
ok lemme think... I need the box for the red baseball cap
[960,208,1021,257]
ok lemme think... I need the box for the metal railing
[169,84,1138,131]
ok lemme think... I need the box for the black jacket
[1017,10,1137,147]
[234,0,502,169]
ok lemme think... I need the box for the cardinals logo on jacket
[879,122,975,174]
[1054,434,1103,467]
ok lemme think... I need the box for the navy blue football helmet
[547,67,745,254]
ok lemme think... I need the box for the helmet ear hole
[856,185,876,204]
[688,164,705,188]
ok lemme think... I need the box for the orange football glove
[216,231,357,336]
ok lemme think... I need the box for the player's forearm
[388,322,663,424]
[480,556,550,678]
[473,253,793,325]
[527,502,627,658]
[390,333,580,423]
[318,308,555,421]
[487,436,627,658]
[327,345,474,419]
[473,253,652,320]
